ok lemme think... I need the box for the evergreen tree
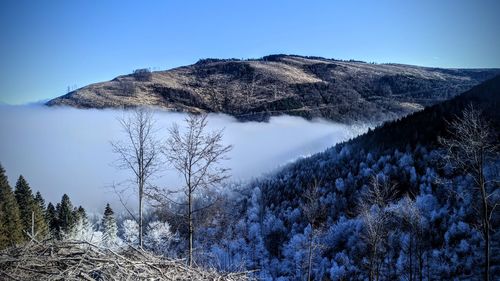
[0,164,23,249]
[34,191,46,215]
[75,206,87,221]
[33,191,49,238]
[73,205,90,235]
[69,206,94,241]
[101,203,118,247]
[57,194,75,239]
[45,202,59,238]
[14,175,48,240]
[14,175,33,234]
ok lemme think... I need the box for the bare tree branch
[149,113,232,267]
[439,105,498,281]
[110,108,162,249]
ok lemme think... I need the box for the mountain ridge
[47,54,500,123]
[349,74,500,152]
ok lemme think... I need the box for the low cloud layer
[0,105,369,211]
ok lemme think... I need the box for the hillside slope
[46,55,500,123]
[353,74,500,151]
[197,76,500,280]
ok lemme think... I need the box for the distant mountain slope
[46,55,500,123]
[352,74,500,152]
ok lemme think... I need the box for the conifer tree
[57,194,76,239]
[45,202,59,238]
[75,206,87,221]
[74,206,89,232]
[14,176,33,234]
[70,206,93,241]
[33,191,49,238]
[101,203,118,247]
[34,191,46,215]
[0,164,23,249]
[14,175,48,240]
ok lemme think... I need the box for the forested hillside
[354,75,500,152]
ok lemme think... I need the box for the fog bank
[0,105,369,211]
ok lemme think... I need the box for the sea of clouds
[0,105,370,212]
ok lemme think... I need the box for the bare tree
[359,175,396,281]
[439,105,498,281]
[111,108,161,249]
[162,113,232,266]
[393,195,424,281]
[300,178,326,281]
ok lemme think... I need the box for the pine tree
[46,202,59,238]
[75,206,87,221]
[57,194,75,239]
[34,191,46,214]
[74,206,89,233]
[14,175,48,240]
[70,206,94,241]
[14,175,33,236]
[0,164,23,249]
[101,203,118,247]
[34,191,49,238]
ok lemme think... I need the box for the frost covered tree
[144,220,174,255]
[393,196,424,281]
[159,113,232,266]
[101,203,118,248]
[0,164,23,249]
[111,108,161,248]
[300,178,326,281]
[440,106,498,281]
[69,206,95,242]
[122,219,139,245]
[359,175,396,281]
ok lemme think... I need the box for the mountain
[46,55,500,123]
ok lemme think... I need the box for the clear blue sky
[1,0,499,104]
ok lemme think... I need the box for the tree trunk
[139,180,143,249]
[426,248,431,281]
[484,216,490,281]
[369,245,376,281]
[480,183,490,281]
[409,235,413,281]
[479,148,490,281]
[31,211,35,238]
[375,252,381,281]
[307,229,313,281]
[188,187,193,267]
[418,241,423,281]
[139,131,144,250]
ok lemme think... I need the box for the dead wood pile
[0,240,253,281]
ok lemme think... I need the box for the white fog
[0,105,370,211]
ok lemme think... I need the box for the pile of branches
[0,240,253,281]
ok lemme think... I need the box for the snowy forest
[1,75,499,280]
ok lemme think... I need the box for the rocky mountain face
[46,55,500,123]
